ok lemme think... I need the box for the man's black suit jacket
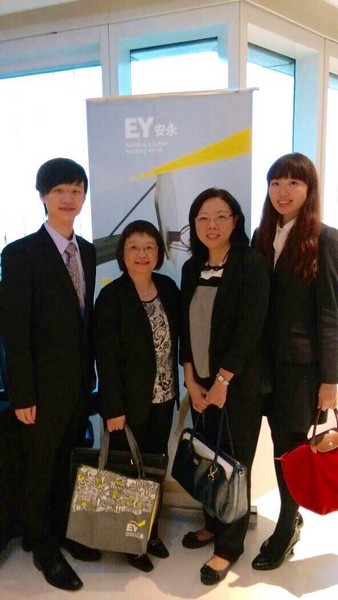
[0,225,96,419]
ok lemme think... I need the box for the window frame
[107,4,240,95]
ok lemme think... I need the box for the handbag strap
[191,405,235,467]
[124,423,146,478]
[223,404,235,456]
[98,425,145,478]
[310,407,338,445]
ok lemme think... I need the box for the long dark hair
[189,187,249,262]
[255,153,321,282]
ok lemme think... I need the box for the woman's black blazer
[270,224,338,383]
[180,246,270,397]
[94,271,180,432]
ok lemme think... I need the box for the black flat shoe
[33,551,83,591]
[200,562,232,586]
[61,539,102,562]
[147,537,169,558]
[182,531,214,549]
[252,527,301,571]
[127,553,154,572]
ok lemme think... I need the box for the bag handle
[124,423,146,478]
[310,407,338,450]
[190,405,234,470]
[311,407,338,438]
[98,425,145,478]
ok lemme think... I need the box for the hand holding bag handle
[310,408,338,454]
[191,404,236,479]
[98,425,145,478]
[71,425,168,486]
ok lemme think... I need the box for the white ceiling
[0,0,78,16]
[2,0,338,15]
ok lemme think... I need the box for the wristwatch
[215,372,230,386]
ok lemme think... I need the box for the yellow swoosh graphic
[129,520,146,528]
[133,128,251,179]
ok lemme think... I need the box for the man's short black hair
[36,158,88,195]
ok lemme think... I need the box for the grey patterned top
[142,295,175,403]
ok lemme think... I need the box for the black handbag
[70,427,168,493]
[171,407,248,524]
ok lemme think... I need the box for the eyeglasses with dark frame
[195,214,233,225]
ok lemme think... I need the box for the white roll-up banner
[87,89,253,289]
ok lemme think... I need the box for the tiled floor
[1,489,337,600]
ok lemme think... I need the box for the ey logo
[126,519,146,539]
[125,117,154,139]
[126,520,146,533]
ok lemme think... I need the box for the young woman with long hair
[252,152,338,570]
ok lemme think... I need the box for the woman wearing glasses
[94,220,179,573]
[180,188,270,585]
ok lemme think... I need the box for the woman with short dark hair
[94,220,179,573]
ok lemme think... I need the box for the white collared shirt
[273,218,296,267]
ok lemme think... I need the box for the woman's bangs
[267,156,308,184]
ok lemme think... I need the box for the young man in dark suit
[0,158,100,591]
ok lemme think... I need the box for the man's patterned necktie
[65,242,84,311]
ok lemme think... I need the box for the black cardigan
[94,271,180,432]
[180,246,270,397]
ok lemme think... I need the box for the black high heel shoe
[259,512,304,553]
[252,514,303,571]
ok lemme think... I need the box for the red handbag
[278,409,338,515]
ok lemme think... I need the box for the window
[323,73,338,228]
[129,40,295,236]
[130,38,227,94]
[0,65,102,252]
[247,44,295,233]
